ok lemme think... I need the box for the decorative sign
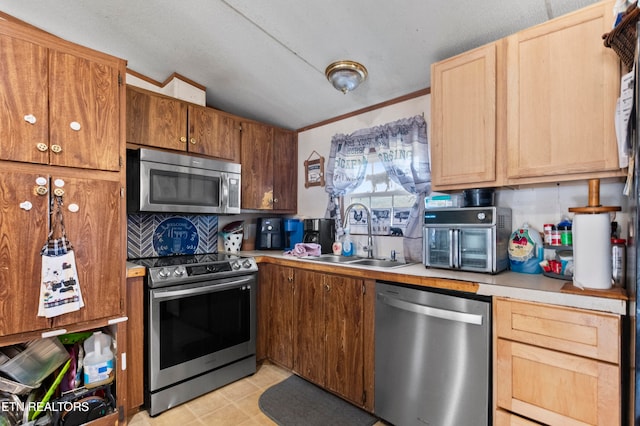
[153,217,199,256]
[305,150,325,188]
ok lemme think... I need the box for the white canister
[572,213,612,289]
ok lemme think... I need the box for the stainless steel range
[130,253,258,416]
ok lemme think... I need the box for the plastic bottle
[83,331,114,386]
[557,216,573,246]
[342,229,354,257]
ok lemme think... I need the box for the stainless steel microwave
[127,148,241,214]
[423,206,512,274]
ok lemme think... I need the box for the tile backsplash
[127,214,218,259]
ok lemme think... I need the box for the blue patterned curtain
[324,115,431,261]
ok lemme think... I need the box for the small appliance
[256,218,285,250]
[283,218,304,251]
[303,218,335,254]
[423,206,512,274]
[127,148,241,214]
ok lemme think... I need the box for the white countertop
[242,251,628,315]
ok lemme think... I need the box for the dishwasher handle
[377,292,484,325]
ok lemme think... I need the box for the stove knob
[232,261,242,270]
[158,267,170,278]
[174,266,186,276]
[242,259,253,269]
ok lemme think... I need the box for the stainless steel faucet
[343,202,374,258]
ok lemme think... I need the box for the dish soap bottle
[342,229,354,257]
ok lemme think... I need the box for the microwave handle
[221,173,229,208]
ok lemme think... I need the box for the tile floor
[128,361,386,426]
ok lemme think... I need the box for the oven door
[457,228,494,273]
[423,227,456,269]
[147,274,256,392]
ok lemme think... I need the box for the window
[344,150,416,237]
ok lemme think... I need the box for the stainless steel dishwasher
[375,281,491,426]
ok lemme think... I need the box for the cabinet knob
[53,188,65,197]
[69,121,81,131]
[180,136,187,143]
[273,198,278,203]
[325,283,330,292]
[35,186,48,196]
[36,143,48,152]
[50,144,62,153]
[190,138,197,145]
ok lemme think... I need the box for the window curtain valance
[324,114,431,262]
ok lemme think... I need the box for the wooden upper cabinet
[126,86,242,162]
[240,122,297,212]
[126,86,188,151]
[431,41,504,190]
[188,105,241,162]
[506,0,623,183]
[273,128,297,212]
[0,31,122,171]
[241,121,275,210]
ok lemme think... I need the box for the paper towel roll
[573,213,612,289]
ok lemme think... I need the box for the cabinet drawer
[495,298,619,363]
[497,339,620,425]
[495,408,541,425]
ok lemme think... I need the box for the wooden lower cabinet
[258,264,374,412]
[126,275,145,413]
[495,298,621,425]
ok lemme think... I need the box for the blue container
[284,219,303,251]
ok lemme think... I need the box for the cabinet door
[240,121,274,209]
[324,275,364,406]
[293,269,325,385]
[51,175,123,327]
[431,42,501,189]
[188,105,241,162]
[497,339,620,425]
[0,170,51,336]
[126,276,144,411]
[126,87,188,151]
[49,50,121,171]
[506,1,621,181]
[273,128,297,213]
[259,264,294,368]
[0,33,49,165]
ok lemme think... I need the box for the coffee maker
[303,218,335,254]
[283,218,304,251]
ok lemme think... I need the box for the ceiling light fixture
[325,60,368,94]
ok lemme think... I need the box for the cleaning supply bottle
[342,229,354,257]
[83,331,114,387]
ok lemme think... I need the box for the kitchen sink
[304,254,412,268]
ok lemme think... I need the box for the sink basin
[306,254,363,264]
[350,258,411,268]
[304,255,412,268]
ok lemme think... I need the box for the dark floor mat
[258,375,378,426]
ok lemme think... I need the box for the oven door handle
[152,276,253,300]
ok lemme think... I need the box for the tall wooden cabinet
[431,0,624,190]
[0,17,127,424]
[126,86,242,162]
[0,28,121,171]
[240,121,297,213]
[495,298,621,425]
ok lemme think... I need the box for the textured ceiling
[1,0,600,130]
